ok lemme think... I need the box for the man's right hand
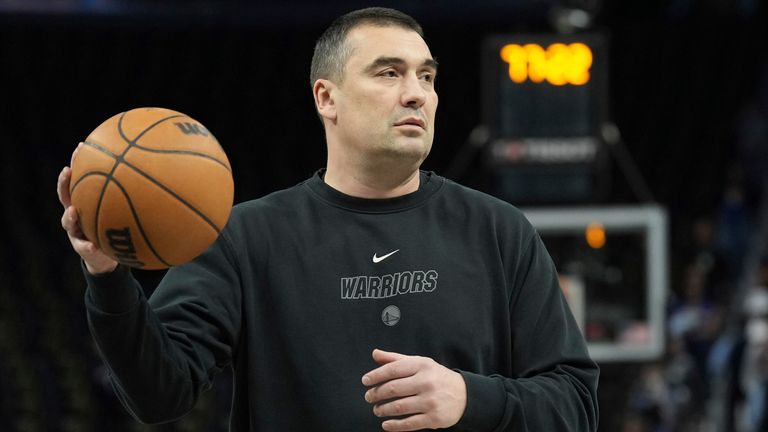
[58,144,118,275]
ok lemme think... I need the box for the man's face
[330,24,438,167]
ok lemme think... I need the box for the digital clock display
[499,42,593,86]
[483,34,606,139]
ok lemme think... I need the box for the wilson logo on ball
[174,122,210,137]
[106,227,145,268]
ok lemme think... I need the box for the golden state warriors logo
[382,305,401,327]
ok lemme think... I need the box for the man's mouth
[393,117,426,130]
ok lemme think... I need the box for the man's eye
[380,70,398,77]
[421,73,434,82]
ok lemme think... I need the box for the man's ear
[313,79,337,122]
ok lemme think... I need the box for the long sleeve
[84,231,242,424]
[80,173,600,431]
[454,233,600,431]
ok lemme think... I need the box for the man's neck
[323,165,421,199]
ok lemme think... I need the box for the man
[58,7,599,431]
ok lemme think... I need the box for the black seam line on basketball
[131,114,188,145]
[117,159,223,233]
[70,171,110,196]
[100,111,184,249]
[82,140,119,159]
[116,111,130,148]
[84,122,230,174]
[90,110,132,251]
[70,172,112,250]
[69,172,174,267]
[93,111,129,251]
[81,140,230,173]
[68,142,116,198]
[116,113,187,163]
[129,146,232,172]
[111,176,173,267]
[87,173,173,267]
[80,140,227,233]
[93,176,108,251]
[81,137,224,233]
[116,112,185,149]
[74,163,223,237]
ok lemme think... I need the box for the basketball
[69,107,234,269]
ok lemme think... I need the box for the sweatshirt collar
[305,169,443,213]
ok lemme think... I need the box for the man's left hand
[362,349,467,431]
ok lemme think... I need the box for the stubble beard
[367,131,431,173]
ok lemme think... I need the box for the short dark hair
[310,7,424,88]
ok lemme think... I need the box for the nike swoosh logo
[373,249,400,263]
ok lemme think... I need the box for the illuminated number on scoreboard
[499,42,593,86]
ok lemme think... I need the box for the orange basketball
[70,107,234,269]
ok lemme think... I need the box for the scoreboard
[482,33,608,203]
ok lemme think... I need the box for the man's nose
[400,74,427,108]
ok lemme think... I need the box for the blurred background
[0,0,767,431]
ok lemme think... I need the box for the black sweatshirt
[85,170,599,431]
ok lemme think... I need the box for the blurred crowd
[621,67,768,432]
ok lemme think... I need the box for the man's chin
[380,141,431,164]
